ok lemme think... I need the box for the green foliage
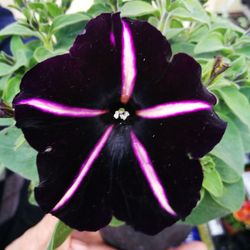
[50,13,89,33]
[211,115,245,175]
[47,220,73,250]
[201,156,224,198]
[120,1,157,17]
[0,23,41,38]
[184,180,244,225]
[194,32,226,54]
[0,126,38,182]
[0,0,249,231]
[110,217,126,227]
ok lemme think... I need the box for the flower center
[113,108,130,121]
[105,100,140,125]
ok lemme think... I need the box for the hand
[6,214,207,250]
[6,214,116,250]
[169,241,207,250]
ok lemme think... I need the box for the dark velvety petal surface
[122,18,172,101]
[111,135,202,235]
[12,13,121,231]
[34,125,113,231]
[133,53,226,158]
[135,110,226,159]
[14,14,121,110]
[133,53,216,108]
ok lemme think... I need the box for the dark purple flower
[13,13,226,235]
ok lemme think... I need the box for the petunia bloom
[13,13,226,235]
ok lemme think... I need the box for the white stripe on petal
[131,132,176,216]
[52,125,113,211]
[121,20,137,104]
[17,98,107,117]
[137,101,211,119]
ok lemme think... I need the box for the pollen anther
[113,108,130,120]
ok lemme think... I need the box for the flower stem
[158,10,168,33]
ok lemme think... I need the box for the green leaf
[34,47,54,62]
[211,115,245,175]
[62,0,72,10]
[186,178,245,225]
[109,217,125,227]
[27,2,45,11]
[46,2,63,17]
[240,86,250,100]
[212,16,245,34]
[10,36,26,59]
[0,22,40,38]
[0,75,10,97]
[0,163,5,176]
[0,53,28,77]
[164,28,184,40]
[182,0,209,23]
[55,21,88,51]
[211,179,245,212]
[187,25,209,43]
[236,45,250,58]
[0,40,28,77]
[213,156,241,184]
[148,16,159,28]
[34,47,66,63]
[229,112,250,153]
[50,14,89,33]
[216,86,250,130]
[0,118,15,126]
[194,32,225,54]
[0,63,14,77]
[48,220,73,250]
[28,182,38,206]
[87,3,112,17]
[184,191,230,225]
[170,5,209,24]
[120,1,156,17]
[201,156,224,197]
[0,127,38,181]
[170,19,183,28]
[171,43,195,55]
[225,56,247,79]
[3,76,21,104]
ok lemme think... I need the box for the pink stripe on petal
[130,132,176,216]
[137,101,211,119]
[52,125,113,212]
[121,20,137,104]
[17,98,107,117]
[110,32,116,46]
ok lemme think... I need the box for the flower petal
[35,125,113,231]
[14,16,123,111]
[135,110,226,159]
[120,20,137,104]
[137,101,211,119]
[52,125,113,211]
[133,53,226,158]
[133,53,216,108]
[111,133,202,235]
[130,132,176,216]
[123,18,172,91]
[16,98,107,117]
[69,13,122,106]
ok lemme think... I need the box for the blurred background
[1,0,250,16]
